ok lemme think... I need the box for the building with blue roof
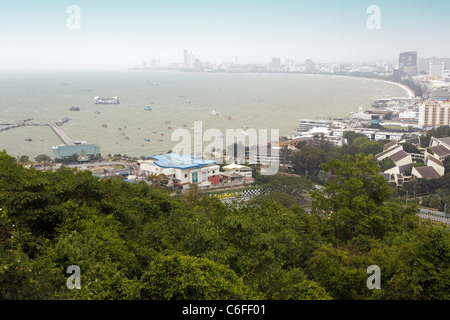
[138,153,220,190]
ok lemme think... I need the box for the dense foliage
[0,150,449,300]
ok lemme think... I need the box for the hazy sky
[1,0,450,70]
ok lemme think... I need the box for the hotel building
[419,101,450,127]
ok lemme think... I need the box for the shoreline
[287,71,416,100]
[372,78,415,99]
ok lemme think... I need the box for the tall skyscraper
[304,59,316,73]
[270,57,281,70]
[184,49,195,69]
[399,51,418,76]
[429,61,445,78]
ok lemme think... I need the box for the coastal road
[65,161,134,169]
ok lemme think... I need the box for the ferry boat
[94,96,119,104]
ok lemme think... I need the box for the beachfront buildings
[221,164,254,184]
[138,153,219,190]
[138,153,254,191]
[298,119,331,132]
[418,101,450,127]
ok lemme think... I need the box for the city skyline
[1,0,450,70]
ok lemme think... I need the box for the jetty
[0,118,75,146]
[0,118,36,131]
[49,122,74,146]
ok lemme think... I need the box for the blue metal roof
[144,153,217,169]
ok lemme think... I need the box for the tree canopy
[0,150,448,300]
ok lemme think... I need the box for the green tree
[343,131,367,145]
[18,155,30,164]
[311,154,417,241]
[359,141,384,156]
[290,146,326,176]
[379,157,396,172]
[35,154,52,162]
[369,224,450,300]
[140,253,255,299]
[444,157,450,175]
[401,142,421,154]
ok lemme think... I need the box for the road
[418,208,450,225]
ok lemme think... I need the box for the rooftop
[390,150,410,162]
[374,145,402,160]
[414,166,441,179]
[429,145,450,157]
[405,137,420,145]
[222,164,250,170]
[435,137,450,147]
[427,155,444,167]
[383,140,398,151]
[144,153,217,169]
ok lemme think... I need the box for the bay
[0,69,409,159]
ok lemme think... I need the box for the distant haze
[1,0,449,70]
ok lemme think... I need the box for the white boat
[210,110,220,116]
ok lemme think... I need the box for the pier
[49,123,74,146]
[0,118,74,146]
[0,118,36,131]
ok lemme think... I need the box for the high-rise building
[270,57,281,70]
[304,59,316,73]
[419,58,450,74]
[183,49,196,69]
[419,101,450,127]
[399,51,418,76]
[429,61,444,78]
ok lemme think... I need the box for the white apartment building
[138,153,219,190]
[419,101,450,127]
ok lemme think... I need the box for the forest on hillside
[0,150,449,300]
